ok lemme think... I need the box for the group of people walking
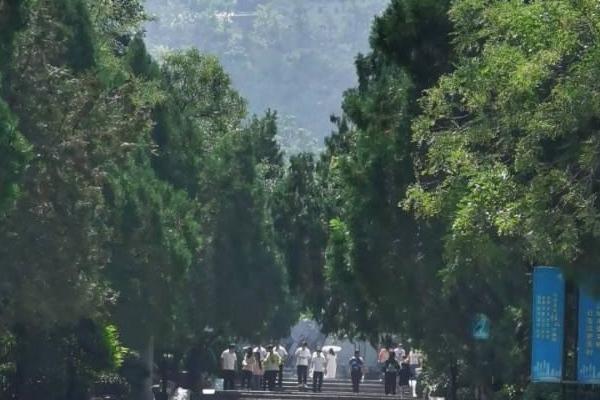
[378,345,422,397]
[220,341,421,396]
[221,343,288,391]
[295,345,365,394]
[294,342,338,392]
[219,342,344,393]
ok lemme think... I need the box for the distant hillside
[144,0,389,154]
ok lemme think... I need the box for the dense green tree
[310,1,530,398]
[272,153,327,312]
[404,0,600,397]
[0,0,301,398]
[315,0,452,341]
[9,1,600,399]
[409,0,600,275]
[0,1,158,398]
[149,48,295,342]
[0,97,29,216]
[0,0,152,333]
[152,49,246,197]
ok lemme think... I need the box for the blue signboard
[531,266,565,382]
[577,289,600,384]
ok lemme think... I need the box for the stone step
[281,381,383,385]
[280,386,383,394]
[270,379,401,393]
[213,390,421,400]
[281,379,383,385]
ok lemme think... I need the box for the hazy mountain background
[143,0,389,153]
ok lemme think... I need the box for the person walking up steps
[378,345,390,382]
[263,345,282,391]
[398,354,411,398]
[254,344,267,360]
[383,351,400,395]
[325,348,337,380]
[349,350,364,393]
[242,348,255,390]
[394,343,406,360]
[251,351,263,390]
[275,342,288,389]
[311,348,327,392]
[295,342,311,389]
[408,349,422,398]
[221,344,237,390]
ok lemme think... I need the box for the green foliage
[148,47,293,342]
[152,49,246,196]
[0,0,154,330]
[105,154,202,346]
[199,116,290,339]
[0,96,30,216]
[369,0,453,89]
[401,0,600,396]
[102,325,128,369]
[410,0,600,269]
[272,153,327,312]
[0,0,26,73]
[9,0,600,399]
[311,0,529,398]
[314,0,453,343]
[521,383,563,400]
[0,0,298,394]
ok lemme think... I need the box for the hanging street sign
[531,266,565,383]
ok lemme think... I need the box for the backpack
[385,360,399,373]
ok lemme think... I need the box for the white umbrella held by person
[323,347,339,379]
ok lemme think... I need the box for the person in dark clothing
[398,355,411,396]
[349,350,364,393]
[383,352,400,395]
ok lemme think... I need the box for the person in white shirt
[275,342,288,388]
[311,348,327,392]
[394,344,406,360]
[408,349,422,398]
[294,342,311,388]
[254,345,267,360]
[221,344,238,390]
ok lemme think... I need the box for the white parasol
[322,345,342,353]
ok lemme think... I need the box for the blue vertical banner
[577,289,600,384]
[531,266,565,382]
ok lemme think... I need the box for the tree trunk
[140,335,154,400]
[65,350,75,400]
[476,383,493,400]
[448,360,458,400]
[12,324,26,400]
